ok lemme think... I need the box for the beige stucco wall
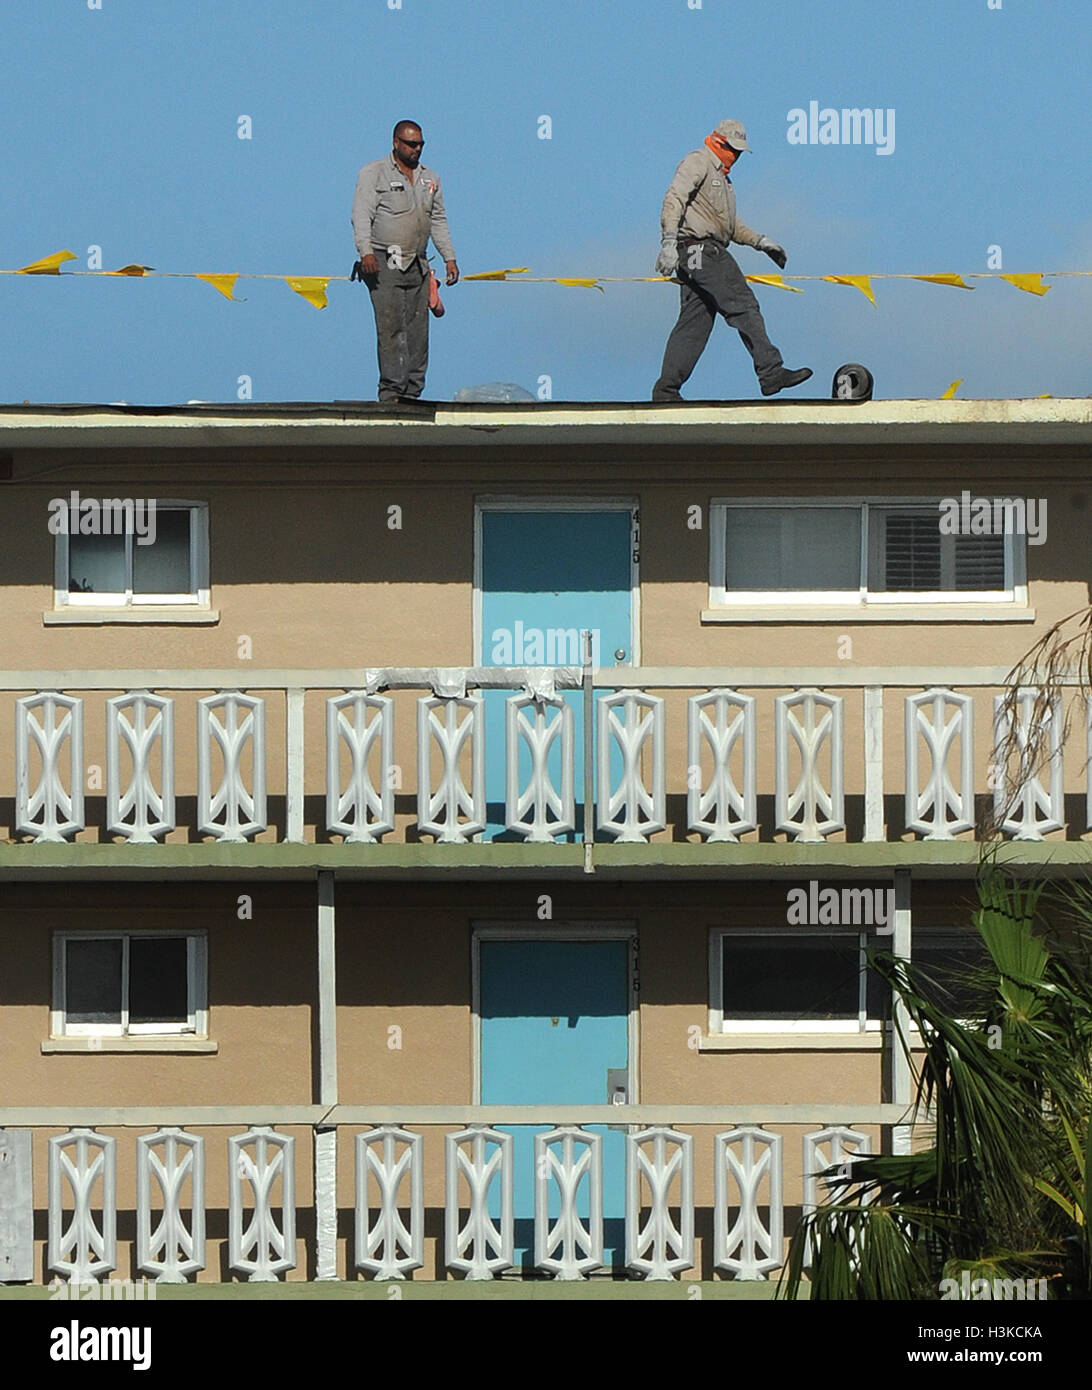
[0,882,315,1107]
[2,459,1088,674]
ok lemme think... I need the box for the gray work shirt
[352,153,456,264]
[660,147,763,249]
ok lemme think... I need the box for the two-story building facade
[1,396,1089,1288]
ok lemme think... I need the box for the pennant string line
[2,252,1088,306]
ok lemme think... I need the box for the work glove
[655,239,679,277]
[757,236,787,270]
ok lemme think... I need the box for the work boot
[651,388,683,402]
[761,366,813,397]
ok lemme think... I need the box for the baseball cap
[714,118,751,152]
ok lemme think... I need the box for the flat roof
[0,397,1090,451]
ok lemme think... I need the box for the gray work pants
[366,256,429,400]
[653,239,783,398]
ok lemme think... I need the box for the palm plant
[779,871,1092,1300]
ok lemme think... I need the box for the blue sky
[2,0,1089,404]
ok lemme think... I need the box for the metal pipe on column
[315,869,338,1279]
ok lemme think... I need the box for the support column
[582,630,595,874]
[0,1130,34,1282]
[863,686,884,842]
[885,867,913,1155]
[285,687,305,843]
[315,869,338,1279]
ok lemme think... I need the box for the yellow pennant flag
[823,274,876,305]
[109,264,153,276]
[555,278,603,291]
[462,267,531,280]
[18,249,77,275]
[941,379,963,399]
[286,276,329,309]
[913,273,974,291]
[1001,273,1051,296]
[747,273,805,294]
[194,273,239,302]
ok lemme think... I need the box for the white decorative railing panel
[136,1128,205,1283]
[993,689,1064,839]
[714,1126,783,1280]
[417,696,486,843]
[625,1127,694,1280]
[326,692,395,843]
[533,1126,603,1279]
[802,1125,873,1268]
[197,693,267,841]
[505,694,575,842]
[775,690,844,842]
[48,1128,116,1283]
[905,688,974,839]
[355,1127,424,1281]
[106,692,175,843]
[444,1126,513,1279]
[597,691,666,843]
[16,692,84,842]
[687,690,757,842]
[228,1127,295,1282]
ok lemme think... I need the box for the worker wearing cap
[652,119,812,401]
[352,120,459,402]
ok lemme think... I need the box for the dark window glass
[953,535,1005,589]
[876,509,1006,592]
[722,935,868,1021]
[865,957,887,1021]
[913,934,988,1015]
[68,533,126,593]
[129,937,189,1024]
[65,939,123,1024]
[882,512,941,590]
[132,509,193,594]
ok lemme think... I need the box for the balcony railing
[2,664,1083,848]
[0,1105,919,1283]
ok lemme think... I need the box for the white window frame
[54,499,210,609]
[52,930,208,1038]
[708,497,1027,609]
[709,928,885,1036]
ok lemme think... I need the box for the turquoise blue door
[479,937,630,1271]
[478,507,634,840]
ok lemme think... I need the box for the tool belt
[677,234,725,250]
